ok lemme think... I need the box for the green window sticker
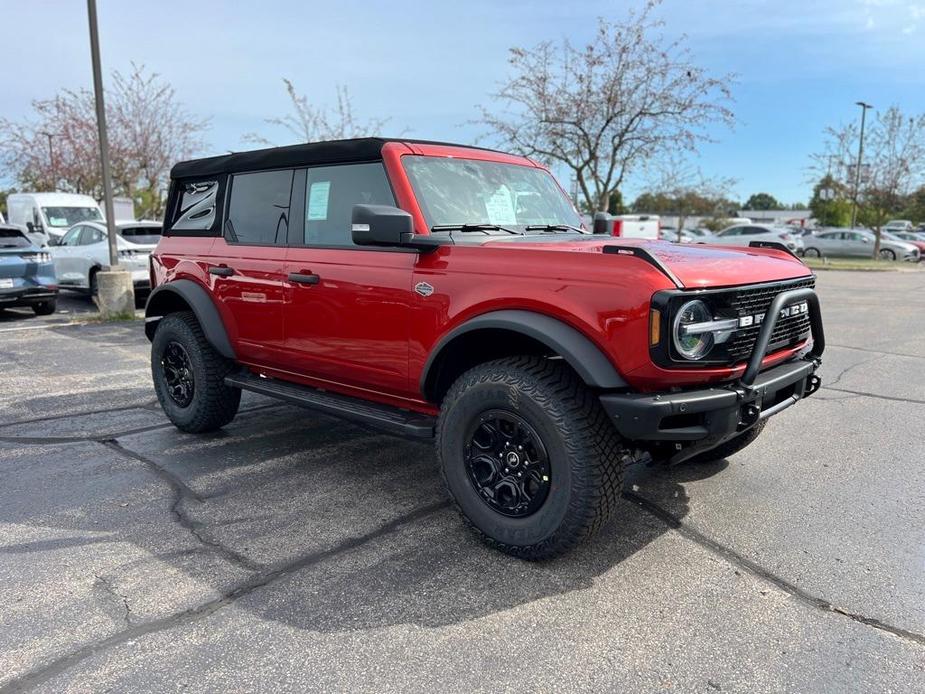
[307,181,331,221]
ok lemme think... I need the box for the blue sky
[4,0,924,204]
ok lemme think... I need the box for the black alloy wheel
[464,409,552,518]
[161,340,195,407]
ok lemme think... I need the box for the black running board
[225,371,435,439]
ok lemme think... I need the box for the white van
[6,193,104,246]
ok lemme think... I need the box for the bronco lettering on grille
[737,301,809,328]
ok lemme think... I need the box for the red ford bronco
[146,138,824,559]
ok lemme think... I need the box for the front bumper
[601,286,825,464]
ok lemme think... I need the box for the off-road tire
[152,311,241,433]
[687,420,767,464]
[32,300,56,316]
[436,356,625,560]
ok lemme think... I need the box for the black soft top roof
[170,137,502,179]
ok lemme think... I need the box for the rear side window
[226,170,294,245]
[303,163,394,246]
[172,180,218,231]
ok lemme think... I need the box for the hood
[483,236,812,289]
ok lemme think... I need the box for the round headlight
[673,299,714,360]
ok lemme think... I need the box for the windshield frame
[400,154,583,234]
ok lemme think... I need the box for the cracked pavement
[0,274,923,693]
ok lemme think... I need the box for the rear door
[209,168,294,368]
[281,162,417,399]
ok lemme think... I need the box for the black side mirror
[351,204,441,253]
[26,221,36,233]
[592,212,611,235]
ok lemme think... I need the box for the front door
[208,168,295,368]
[281,162,417,401]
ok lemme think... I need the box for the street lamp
[850,101,873,228]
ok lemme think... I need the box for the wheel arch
[144,279,236,360]
[421,310,627,403]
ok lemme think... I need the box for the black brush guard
[600,287,824,464]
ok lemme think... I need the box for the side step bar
[225,372,435,440]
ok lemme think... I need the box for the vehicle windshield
[402,156,582,232]
[0,228,32,249]
[41,206,103,228]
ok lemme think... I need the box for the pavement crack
[623,491,925,648]
[827,343,925,361]
[98,440,263,573]
[821,387,925,406]
[823,354,884,389]
[0,499,451,693]
[92,574,132,627]
[0,400,160,430]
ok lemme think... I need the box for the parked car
[0,224,58,315]
[50,221,161,296]
[6,193,104,246]
[884,219,914,233]
[702,224,804,253]
[802,228,919,261]
[882,230,925,259]
[144,137,825,560]
[658,227,696,243]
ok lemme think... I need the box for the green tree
[900,186,925,223]
[606,190,626,215]
[0,188,16,219]
[809,175,851,227]
[744,192,780,210]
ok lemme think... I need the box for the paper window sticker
[484,185,517,226]
[307,181,331,221]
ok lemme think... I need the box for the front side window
[303,163,395,246]
[79,226,104,245]
[41,206,103,228]
[60,227,84,246]
[402,156,581,231]
[226,170,294,245]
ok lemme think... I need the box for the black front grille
[724,277,815,361]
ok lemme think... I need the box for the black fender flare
[421,309,627,396]
[144,279,236,360]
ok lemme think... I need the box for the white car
[51,221,161,295]
[884,219,914,233]
[701,223,804,253]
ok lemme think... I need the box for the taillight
[20,252,51,263]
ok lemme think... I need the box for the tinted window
[304,163,394,246]
[748,227,769,235]
[0,228,31,249]
[120,226,162,245]
[79,226,104,245]
[720,227,743,236]
[173,180,218,231]
[227,170,294,245]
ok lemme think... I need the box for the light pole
[87,0,134,317]
[38,131,55,189]
[850,101,873,228]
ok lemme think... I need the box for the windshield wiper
[524,224,588,234]
[431,223,522,235]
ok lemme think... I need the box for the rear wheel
[803,247,821,258]
[32,300,56,316]
[879,248,896,261]
[687,420,767,464]
[152,311,241,433]
[436,356,626,560]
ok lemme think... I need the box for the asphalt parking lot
[1,272,923,693]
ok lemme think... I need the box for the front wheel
[436,357,626,560]
[151,311,241,433]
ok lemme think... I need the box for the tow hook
[740,402,761,427]
[804,374,822,397]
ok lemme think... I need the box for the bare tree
[477,0,734,213]
[646,155,736,241]
[811,106,925,256]
[245,80,390,146]
[0,64,206,218]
